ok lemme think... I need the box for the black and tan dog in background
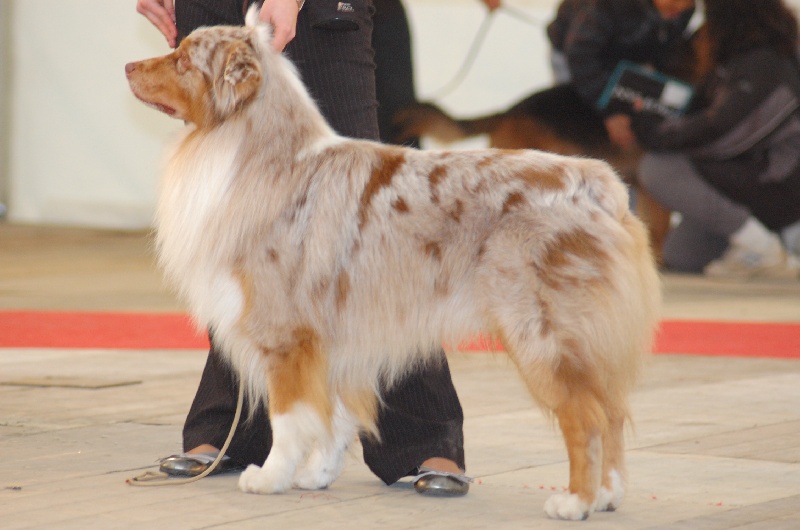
[395,30,711,265]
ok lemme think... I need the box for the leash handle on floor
[126,380,245,487]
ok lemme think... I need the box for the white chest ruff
[155,131,245,333]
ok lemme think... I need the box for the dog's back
[233,141,654,373]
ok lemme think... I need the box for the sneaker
[704,244,799,280]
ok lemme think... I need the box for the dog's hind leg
[595,404,627,511]
[293,391,378,490]
[238,328,333,495]
[545,364,609,521]
[505,347,611,521]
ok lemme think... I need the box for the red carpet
[1,311,798,358]
[0,311,209,350]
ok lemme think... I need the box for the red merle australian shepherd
[126,9,660,521]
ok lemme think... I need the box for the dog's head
[126,10,271,127]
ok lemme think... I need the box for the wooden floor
[2,223,800,529]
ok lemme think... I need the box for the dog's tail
[393,102,507,145]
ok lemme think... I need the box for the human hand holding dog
[259,0,302,51]
[136,0,177,48]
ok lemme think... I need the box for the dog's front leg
[239,404,329,494]
[293,396,361,490]
[238,329,332,495]
[293,388,379,490]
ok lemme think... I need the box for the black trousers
[372,0,418,146]
[175,0,465,485]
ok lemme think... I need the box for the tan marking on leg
[602,417,625,485]
[340,390,380,440]
[264,328,332,425]
[505,341,609,508]
[555,390,607,505]
[553,354,611,505]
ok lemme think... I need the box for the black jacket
[547,0,694,111]
[636,47,800,230]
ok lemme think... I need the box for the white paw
[544,493,591,521]
[293,449,344,490]
[293,466,335,490]
[595,471,625,512]
[238,464,292,494]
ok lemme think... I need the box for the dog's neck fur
[156,31,345,298]
[249,50,336,151]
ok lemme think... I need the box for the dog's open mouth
[144,100,177,117]
[131,91,177,117]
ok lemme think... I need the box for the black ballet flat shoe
[412,467,472,497]
[159,452,244,477]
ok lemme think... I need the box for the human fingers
[163,0,175,19]
[259,0,300,51]
[136,0,178,47]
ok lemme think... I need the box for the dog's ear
[213,40,262,118]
